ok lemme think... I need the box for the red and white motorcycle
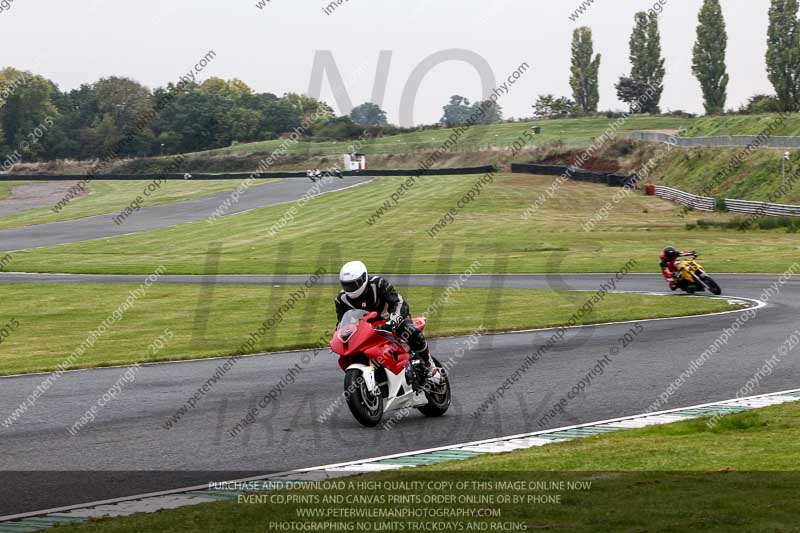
[330,309,451,427]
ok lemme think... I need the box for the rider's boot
[419,344,443,385]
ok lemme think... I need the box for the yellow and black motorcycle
[673,254,722,295]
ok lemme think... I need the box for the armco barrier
[654,185,800,217]
[511,163,638,188]
[0,166,497,181]
[654,186,715,211]
[632,131,800,149]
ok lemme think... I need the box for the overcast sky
[0,0,775,124]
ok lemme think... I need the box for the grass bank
[683,112,800,137]
[0,284,734,375]
[187,116,691,158]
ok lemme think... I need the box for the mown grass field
[0,284,733,375]
[55,402,800,532]
[0,178,275,230]
[186,116,692,157]
[4,174,798,275]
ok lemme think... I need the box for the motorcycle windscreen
[338,309,368,342]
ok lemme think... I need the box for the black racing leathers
[335,276,430,363]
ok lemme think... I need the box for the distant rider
[660,246,698,291]
[335,261,442,385]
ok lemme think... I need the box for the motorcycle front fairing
[331,310,426,412]
[331,311,411,373]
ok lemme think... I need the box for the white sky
[0,0,774,124]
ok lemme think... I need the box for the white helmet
[339,260,368,298]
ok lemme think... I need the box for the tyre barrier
[511,163,638,188]
[654,185,800,217]
[0,166,498,181]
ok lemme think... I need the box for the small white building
[343,153,367,171]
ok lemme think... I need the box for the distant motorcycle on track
[330,309,451,427]
[673,253,722,295]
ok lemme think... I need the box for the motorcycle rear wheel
[417,357,451,418]
[344,369,384,427]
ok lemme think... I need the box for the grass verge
[4,174,800,274]
[0,284,735,375]
[0,179,275,230]
[54,401,800,532]
[185,116,691,158]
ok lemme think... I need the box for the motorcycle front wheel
[700,274,722,295]
[344,369,384,427]
[417,357,451,418]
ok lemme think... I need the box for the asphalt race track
[0,177,371,252]
[1,273,798,516]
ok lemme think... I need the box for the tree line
[0,62,505,164]
[537,0,800,118]
[0,70,425,163]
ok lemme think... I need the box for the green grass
[445,406,797,471]
[639,143,800,204]
[184,116,692,157]
[5,174,799,275]
[0,283,734,375]
[683,112,800,137]
[0,180,28,201]
[53,402,800,532]
[0,179,275,230]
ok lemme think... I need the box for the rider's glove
[672,271,680,279]
[389,312,403,329]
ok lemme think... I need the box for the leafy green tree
[260,97,304,138]
[441,95,474,126]
[615,76,653,112]
[570,27,601,113]
[46,84,100,159]
[94,77,155,156]
[471,99,503,124]
[313,116,363,141]
[283,93,333,126]
[739,94,783,114]
[0,68,59,156]
[766,0,800,111]
[224,107,262,142]
[617,12,665,113]
[532,94,577,119]
[155,91,234,153]
[199,77,253,99]
[693,0,729,114]
[237,92,300,139]
[350,102,388,126]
